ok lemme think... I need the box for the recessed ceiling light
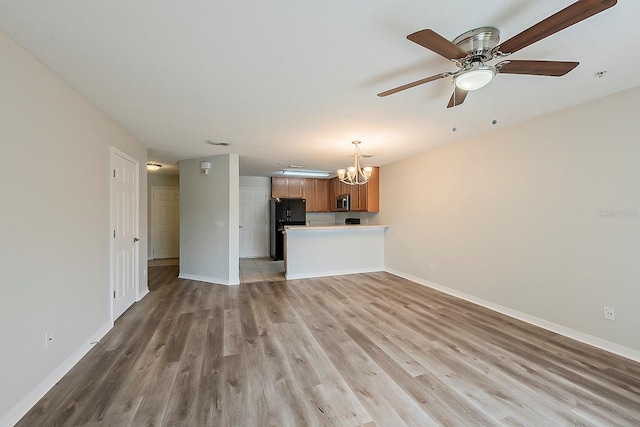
[207,140,230,146]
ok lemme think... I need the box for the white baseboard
[286,267,384,280]
[386,268,640,364]
[178,273,238,286]
[1,322,113,427]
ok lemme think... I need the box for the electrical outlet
[45,332,54,350]
[603,306,615,321]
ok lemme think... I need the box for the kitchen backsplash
[306,212,378,225]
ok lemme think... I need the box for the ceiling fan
[377,0,617,108]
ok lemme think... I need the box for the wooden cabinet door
[272,177,288,198]
[349,184,361,211]
[365,167,379,212]
[301,179,331,212]
[349,184,371,212]
[287,178,304,198]
[335,180,350,198]
[314,179,330,212]
[303,178,315,212]
[271,177,306,198]
[358,184,368,212]
[329,178,338,212]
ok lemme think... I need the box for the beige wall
[0,30,148,424]
[179,154,240,285]
[379,86,640,356]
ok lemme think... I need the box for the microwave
[336,194,350,212]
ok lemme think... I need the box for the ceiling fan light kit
[377,0,617,108]
[454,63,496,91]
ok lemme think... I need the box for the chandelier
[337,140,372,186]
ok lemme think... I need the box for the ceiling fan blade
[497,60,579,76]
[447,87,468,108]
[407,29,468,60]
[377,72,451,97]
[498,0,617,55]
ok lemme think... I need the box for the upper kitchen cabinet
[271,177,304,198]
[304,178,330,212]
[330,166,379,212]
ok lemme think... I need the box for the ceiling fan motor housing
[452,27,500,62]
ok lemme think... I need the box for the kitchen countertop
[284,224,388,231]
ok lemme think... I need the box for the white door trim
[110,146,140,323]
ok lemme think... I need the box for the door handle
[133,237,140,242]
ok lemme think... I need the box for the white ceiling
[0,1,636,176]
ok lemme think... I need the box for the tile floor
[239,257,285,283]
[148,257,284,284]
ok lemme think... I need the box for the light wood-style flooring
[17,267,640,426]
[147,258,179,267]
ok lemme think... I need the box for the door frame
[110,147,140,323]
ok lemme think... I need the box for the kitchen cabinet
[273,177,331,212]
[271,177,304,198]
[314,179,330,212]
[330,166,379,212]
[303,178,315,210]
[304,179,329,212]
[287,178,304,197]
[350,185,362,211]
[272,177,288,198]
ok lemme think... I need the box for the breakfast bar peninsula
[283,224,388,280]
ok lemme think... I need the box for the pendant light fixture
[337,140,372,186]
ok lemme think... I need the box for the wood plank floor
[17,267,640,426]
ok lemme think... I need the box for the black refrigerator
[270,198,306,260]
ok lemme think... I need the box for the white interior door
[151,187,180,259]
[239,188,269,258]
[111,150,139,320]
